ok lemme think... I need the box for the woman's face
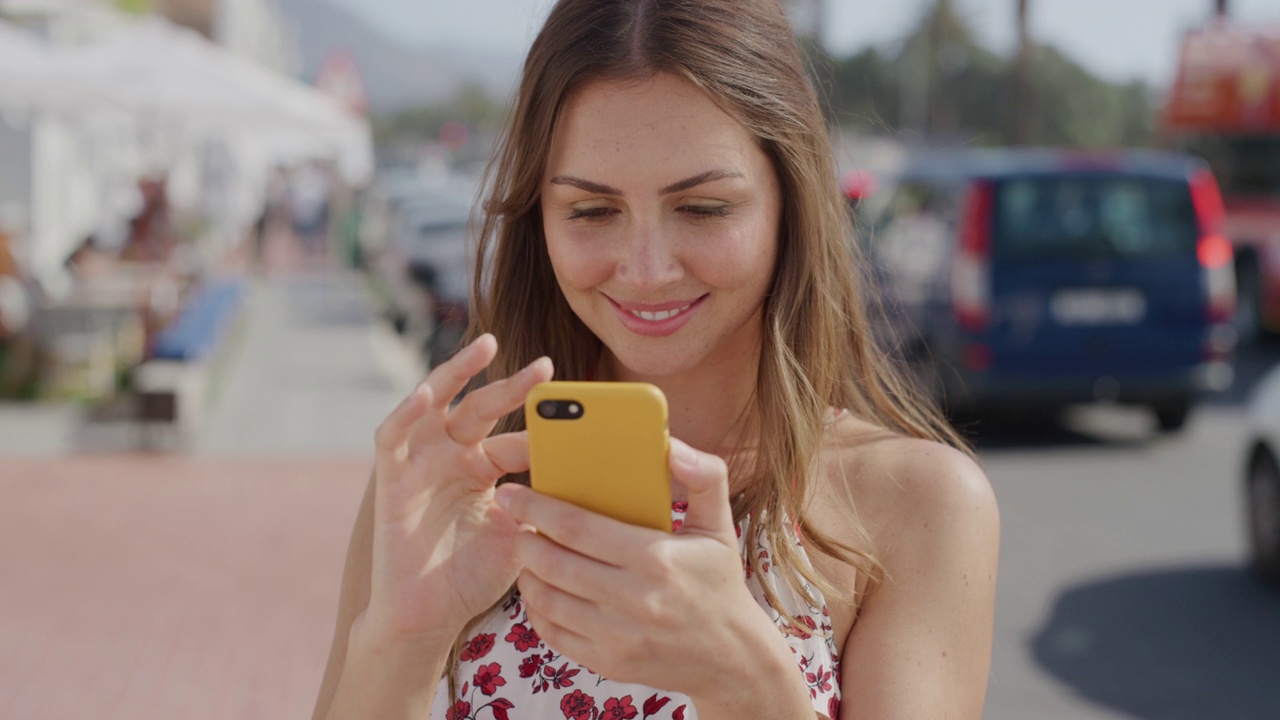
[540,73,782,379]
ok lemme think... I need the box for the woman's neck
[598,344,760,459]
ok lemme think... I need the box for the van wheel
[1153,401,1190,432]
[1247,447,1280,585]
[1235,259,1262,347]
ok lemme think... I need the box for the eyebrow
[548,169,746,197]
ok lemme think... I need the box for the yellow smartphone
[525,381,673,532]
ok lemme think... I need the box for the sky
[324,0,1280,89]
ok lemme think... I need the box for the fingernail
[671,439,698,468]
[494,484,515,511]
[516,357,543,378]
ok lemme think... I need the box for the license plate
[1050,288,1146,325]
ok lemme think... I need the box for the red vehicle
[1165,19,1280,343]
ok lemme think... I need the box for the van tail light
[1190,169,1236,323]
[952,181,994,332]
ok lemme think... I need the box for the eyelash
[566,205,730,221]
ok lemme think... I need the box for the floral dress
[428,503,843,720]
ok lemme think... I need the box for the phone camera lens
[568,403,581,417]
[536,400,558,419]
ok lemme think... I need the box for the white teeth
[630,304,692,322]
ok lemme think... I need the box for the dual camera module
[536,399,584,420]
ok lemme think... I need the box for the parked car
[1243,365,1280,585]
[365,189,473,368]
[861,148,1237,432]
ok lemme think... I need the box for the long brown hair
[457,0,969,668]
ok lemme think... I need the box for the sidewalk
[0,456,369,720]
[0,266,431,719]
[195,269,423,456]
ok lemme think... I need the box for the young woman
[313,1,1000,718]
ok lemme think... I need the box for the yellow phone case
[526,382,672,532]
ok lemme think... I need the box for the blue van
[863,149,1236,432]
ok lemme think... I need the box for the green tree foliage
[818,0,1156,147]
[371,83,506,148]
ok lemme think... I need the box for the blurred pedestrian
[313,2,999,719]
[289,162,331,262]
[0,223,36,396]
[121,176,175,265]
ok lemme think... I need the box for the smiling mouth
[628,304,694,322]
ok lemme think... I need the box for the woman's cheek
[681,224,771,287]
[547,232,617,289]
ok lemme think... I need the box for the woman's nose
[615,217,682,291]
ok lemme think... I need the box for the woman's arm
[311,474,375,720]
[839,441,1000,720]
[310,335,556,719]
[314,477,448,719]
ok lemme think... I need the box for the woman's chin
[603,346,701,382]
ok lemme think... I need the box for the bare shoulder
[814,413,999,565]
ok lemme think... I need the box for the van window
[992,175,1198,260]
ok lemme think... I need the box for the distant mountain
[273,0,521,114]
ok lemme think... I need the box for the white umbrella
[0,19,109,115]
[47,17,371,181]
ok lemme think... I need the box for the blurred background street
[3,0,1280,719]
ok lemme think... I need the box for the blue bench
[134,277,247,430]
[151,278,247,362]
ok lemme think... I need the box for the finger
[481,431,531,476]
[373,381,432,454]
[668,438,735,541]
[425,333,497,409]
[447,357,553,446]
[514,526,623,602]
[495,484,651,566]
[516,568,602,636]
[521,589,594,665]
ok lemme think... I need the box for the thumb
[669,438,735,542]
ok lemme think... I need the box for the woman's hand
[361,334,554,646]
[493,438,777,696]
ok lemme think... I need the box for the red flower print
[486,696,517,717]
[806,665,834,696]
[671,518,684,532]
[445,699,471,720]
[506,623,541,652]
[518,652,545,678]
[828,695,841,719]
[473,663,507,696]
[642,693,671,718]
[671,501,688,513]
[544,661,581,689]
[460,633,496,661]
[490,698,515,720]
[560,689,597,720]
[789,615,818,640]
[602,695,638,719]
[673,705,687,720]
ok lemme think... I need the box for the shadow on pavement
[959,407,1158,452]
[285,272,381,329]
[1031,564,1280,720]
[958,335,1280,451]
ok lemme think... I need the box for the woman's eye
[567,207,616,221]
[680,205,730,218]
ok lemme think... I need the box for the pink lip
[607,294,706,337]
